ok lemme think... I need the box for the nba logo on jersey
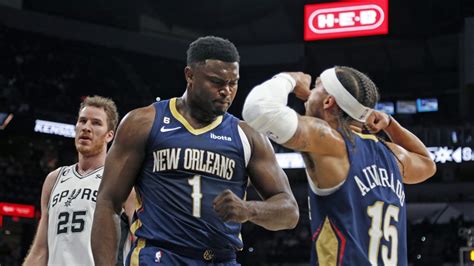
[154,250,162,263]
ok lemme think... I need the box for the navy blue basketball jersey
[130,98,249,261]
[308,132,407,266]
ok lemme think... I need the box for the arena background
[1,0,474,265]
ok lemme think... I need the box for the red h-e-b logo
[304,0,388,41]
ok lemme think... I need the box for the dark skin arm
[122,188,137,242]
[91,106,154,265]
[213,122,299,231]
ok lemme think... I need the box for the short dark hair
[186,36,240,65]
[79,95,119,132]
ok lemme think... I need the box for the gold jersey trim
[316,217,339,266]
[130,238,146,266]
[353,131,379,142]
[169,98,223,135]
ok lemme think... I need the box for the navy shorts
[126,239,240,266]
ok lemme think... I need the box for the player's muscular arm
[123,188,137,227]
[243,71,345,156]
[92,106,154,265]
[284,116,346,156]
[215,122,299,231]
[365,111,436,184]
[23,168,61,266]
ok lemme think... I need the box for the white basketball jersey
[47,164,103,266]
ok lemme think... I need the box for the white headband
[320,68,373,123]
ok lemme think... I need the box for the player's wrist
[386,114,393,128]
[383,114,398,136]
[245,201,258,222]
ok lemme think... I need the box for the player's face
[187,59,239,116]
[75,106,112,156]
[305,77,327,119]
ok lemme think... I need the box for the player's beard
[212,108,226,116]
[75,138,105,157]
[211,99,230,116]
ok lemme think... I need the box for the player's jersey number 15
[367,201,400,265]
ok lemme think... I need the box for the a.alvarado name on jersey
[354,164,405,206]
[153,148,235,180]
[51,188,98,208]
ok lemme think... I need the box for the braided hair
[333,66,380,144]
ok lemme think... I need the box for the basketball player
[91,36,299,265]
[242,67,437,265]
[23,96,128,265]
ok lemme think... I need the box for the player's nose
[81,120,93,131]
[219,85,231,96]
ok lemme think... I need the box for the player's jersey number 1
[188,175,203,218]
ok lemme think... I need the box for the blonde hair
[79,95,119,131]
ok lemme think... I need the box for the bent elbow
[267,197,299,231]
[404,158,437,184]
[427,160,437,179]
[421,155,437,180]
[285,198,300,230]
[288,206,300,229]
[242,100,262,124]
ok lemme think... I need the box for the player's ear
[323,95,336,110]
[184,66,193,84]
[105,130,114,143]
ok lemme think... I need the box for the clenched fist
[213,189,250,223]
[285,72,312,101]
[364,110,391,133]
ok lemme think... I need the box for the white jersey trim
[48,167,65,211]
[306,170,346,196]
[237,125,251,167]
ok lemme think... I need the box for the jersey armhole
[145,102,161,151]
[237,125,251,167]
[48,166,65,211]
[307,170,346,196]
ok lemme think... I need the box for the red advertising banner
[0,202,35,218]
[304,0,389,41]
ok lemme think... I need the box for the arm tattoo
[292,119,331,151]
[316,120,331,139]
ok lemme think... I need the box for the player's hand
[285,72,312,101]
[213,189,249,223]
[364,110,391,133]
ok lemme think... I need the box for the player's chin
[213,102,230,115]
[76,144,89,153]
[213,108,226,116]
[211,105,227,115]
[76,143,97,155]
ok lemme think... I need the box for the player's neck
[176,96,218,128]
[328,119,339,130]
[77,151,106,175]
[323,113,339,129]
